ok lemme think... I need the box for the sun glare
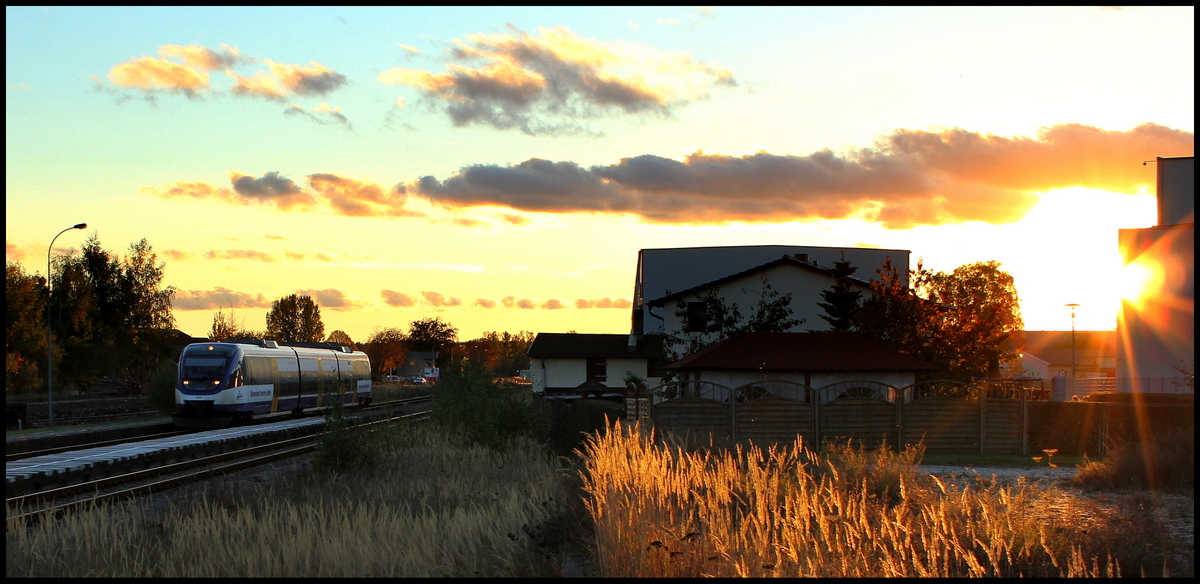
[1117,257,1162,308]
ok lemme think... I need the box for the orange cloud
[295,288,363,311]
[574,297,633,309]
[379,25,734,136]
[160,249,195,261]
[108,56,210,96]
[158,43,245,71]
[381,289,419,307]
[422,290,462,308]
[204,249,276,262]
[474,297,498,308]
[141,123,1190,229]
[406,123,1192,228]
[231,60,347,101]
[172,286,272,310]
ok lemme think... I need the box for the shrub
[1073,426,1195,493]
[431,360,540,449]
[311,398,384,473]
[145,359,178,415]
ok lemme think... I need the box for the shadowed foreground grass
[580,420,1184,578]
[6,423,573,577]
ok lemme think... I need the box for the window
[587,358,607,382]
[686,301,708,333]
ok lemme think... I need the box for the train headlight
[183,380,189,385]
[214,380,220,385]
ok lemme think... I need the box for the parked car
[411,377,426,385]
[383,375,401,382]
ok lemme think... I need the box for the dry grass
[6,424,573,577]
[580,420,1181,578]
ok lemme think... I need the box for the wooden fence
[645,379,1045,454]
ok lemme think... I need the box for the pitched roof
[665,332,937,372]
[647,255,873,307]
[527,333,645,358]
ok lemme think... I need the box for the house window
[586,358,607,382]
[686,301,708,333]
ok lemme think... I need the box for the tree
[362,327,408,377]
[41,235,177,391]
[665,277,802,361]
[266,294,325,342]
[816,258,863,332]
[408,317,458,354]
[6,262,47,392]
[326,330,357,350]
[926,261,1023,379]
[852,257,1023,382]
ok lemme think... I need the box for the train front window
[182,356,230,381]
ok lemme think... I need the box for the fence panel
[735,397,816,449]
[902,397,980,452]
[982,400,1023,454]
[652,397,730,443]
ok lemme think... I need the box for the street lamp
[47,223,87,427]
[1066,303,1080,398]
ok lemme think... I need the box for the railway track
[7,400,432,528]
[7,395,432,462]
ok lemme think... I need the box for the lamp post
[1066,303,1080,398]
[47,223,87,427]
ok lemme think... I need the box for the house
[647,254,876,358]
[1015,330,1117,396]
[632,245,908,338]
[527,333,653,398]
[395,351,438,382]
[1116,156,1194,392]
[664,331,937,402]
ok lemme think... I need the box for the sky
[5,6,1195,342]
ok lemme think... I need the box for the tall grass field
[6,423,574,577]
[580,420,1186,578]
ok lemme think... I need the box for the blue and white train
[173,339,372,428]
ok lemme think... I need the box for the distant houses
[529,244,908,398]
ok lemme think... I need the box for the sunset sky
[6,6,1195,342]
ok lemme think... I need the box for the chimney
[793,253,809,263]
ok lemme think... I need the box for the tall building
[1116,156,1194,391]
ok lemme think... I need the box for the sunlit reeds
[579,420,1170,577]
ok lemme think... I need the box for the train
[173,339,372,428]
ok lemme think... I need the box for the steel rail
[7,410,430,528]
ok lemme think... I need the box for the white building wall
[531,356,650,392]
[659,265,871,357]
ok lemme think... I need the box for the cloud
[422,290,462,307]
[140,123,1190,229]
[158,43,246,71]
[379,25,735,136]
[398,44,420,54]
[229,171,315,210]
[403,123,1193,228]
[295,288,363,310]
[230,60,348,101]
[542,298,567,309]
[160,249,195,261]
[6,240,26,261]
[502,296,539,309]
[474,297,498,308]
[284,102,353,130]
[264,234,288,240]
[381,289,419,307]
[107,56,210,97]
[204,249,277,262]
[574,297,633,309]
[172,286,273,310]
[307,172,416,217]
